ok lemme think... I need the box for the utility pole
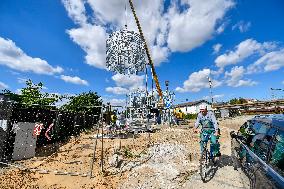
[165,80,170,126]
[185,98,188,113]
[207,76,213,108]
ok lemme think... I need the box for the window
[250,121,276,161]
[269,130,284,177]
[251,120,263,133]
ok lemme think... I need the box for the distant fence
[0,100,101,162]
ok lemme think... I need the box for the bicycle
[199,131,219,182]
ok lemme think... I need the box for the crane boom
[128,0,163,99]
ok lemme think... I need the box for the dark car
[230,114,284,189]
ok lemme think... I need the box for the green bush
[184,113,197,120]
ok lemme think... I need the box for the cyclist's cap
[199,104,207,110]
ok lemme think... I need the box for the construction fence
[0,100,100,163]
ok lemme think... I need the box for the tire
[200,148,210,182]
[231,139,240,170]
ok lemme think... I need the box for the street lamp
[165,80,169,92]
[270,88,284,100]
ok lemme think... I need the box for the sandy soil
[0,115,253,189]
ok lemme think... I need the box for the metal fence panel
[12,122,37,160]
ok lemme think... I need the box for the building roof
[214,102,227,106]
[174,100,211,108]
[214,99,284,109]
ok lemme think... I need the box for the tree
[2,79,61,108]
[229,97,248,105]
[61,91,102,113]
[239,98,247,104]
[1,89,21,102]
[20,79,61,108]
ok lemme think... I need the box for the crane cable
[128,0,163,100]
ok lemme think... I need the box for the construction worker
[178,109,184,119]
[193,104,221,160]
[174,108,184,125]
[109,110,118,135]
[111,111,117,125]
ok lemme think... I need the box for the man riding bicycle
[193,104,221,161]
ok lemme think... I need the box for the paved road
[182,131,251,189]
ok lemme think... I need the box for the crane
[128,0,163,102]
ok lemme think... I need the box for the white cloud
[86,0,128,26]
[175,69,222,92]
[247,49,284,73]
[61,0,87,25]
[282,81,284,85]
[102,97,126,107]
[225,66,257,87]
[51,92,76,107]
[211,68,224,76]
[106,73,145,95]
[0,37,63,75]
[0,81,8,89]
[15,89,22,94]
[106,87,129,95]
[55,97,71,107]
[63,0,170,68]
[232,21,251,33]
[60,75,89,85]
[17,77,27,84]
[167,0,234,52]
[62,0,234,68]
[9,71,20,75]
[112,73,144,90]
[213,43,222,54]
[203,94,224,100]
[151,45,170,66]
[214,94,224,99]
[17,78,48,90]
[67,24,107,69]
[215,38,277,68]
[216,22,227,34]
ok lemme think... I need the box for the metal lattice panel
[106,29,147,74]
[162,91,175,109]
[127,89,148,108]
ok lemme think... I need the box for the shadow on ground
[200,154,234,183]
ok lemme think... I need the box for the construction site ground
[0,115,253,189]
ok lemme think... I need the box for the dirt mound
[119,143,198,189]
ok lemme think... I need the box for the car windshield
[239,120,276,161]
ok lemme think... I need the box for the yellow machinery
[128,0,164,106]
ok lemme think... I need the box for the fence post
[90,105,104,178]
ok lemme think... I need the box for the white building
[174,100,212,114]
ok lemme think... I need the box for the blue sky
[0,0,284,106]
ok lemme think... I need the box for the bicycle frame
[200,131,215,161]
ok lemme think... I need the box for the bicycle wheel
[200,147,210,182]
